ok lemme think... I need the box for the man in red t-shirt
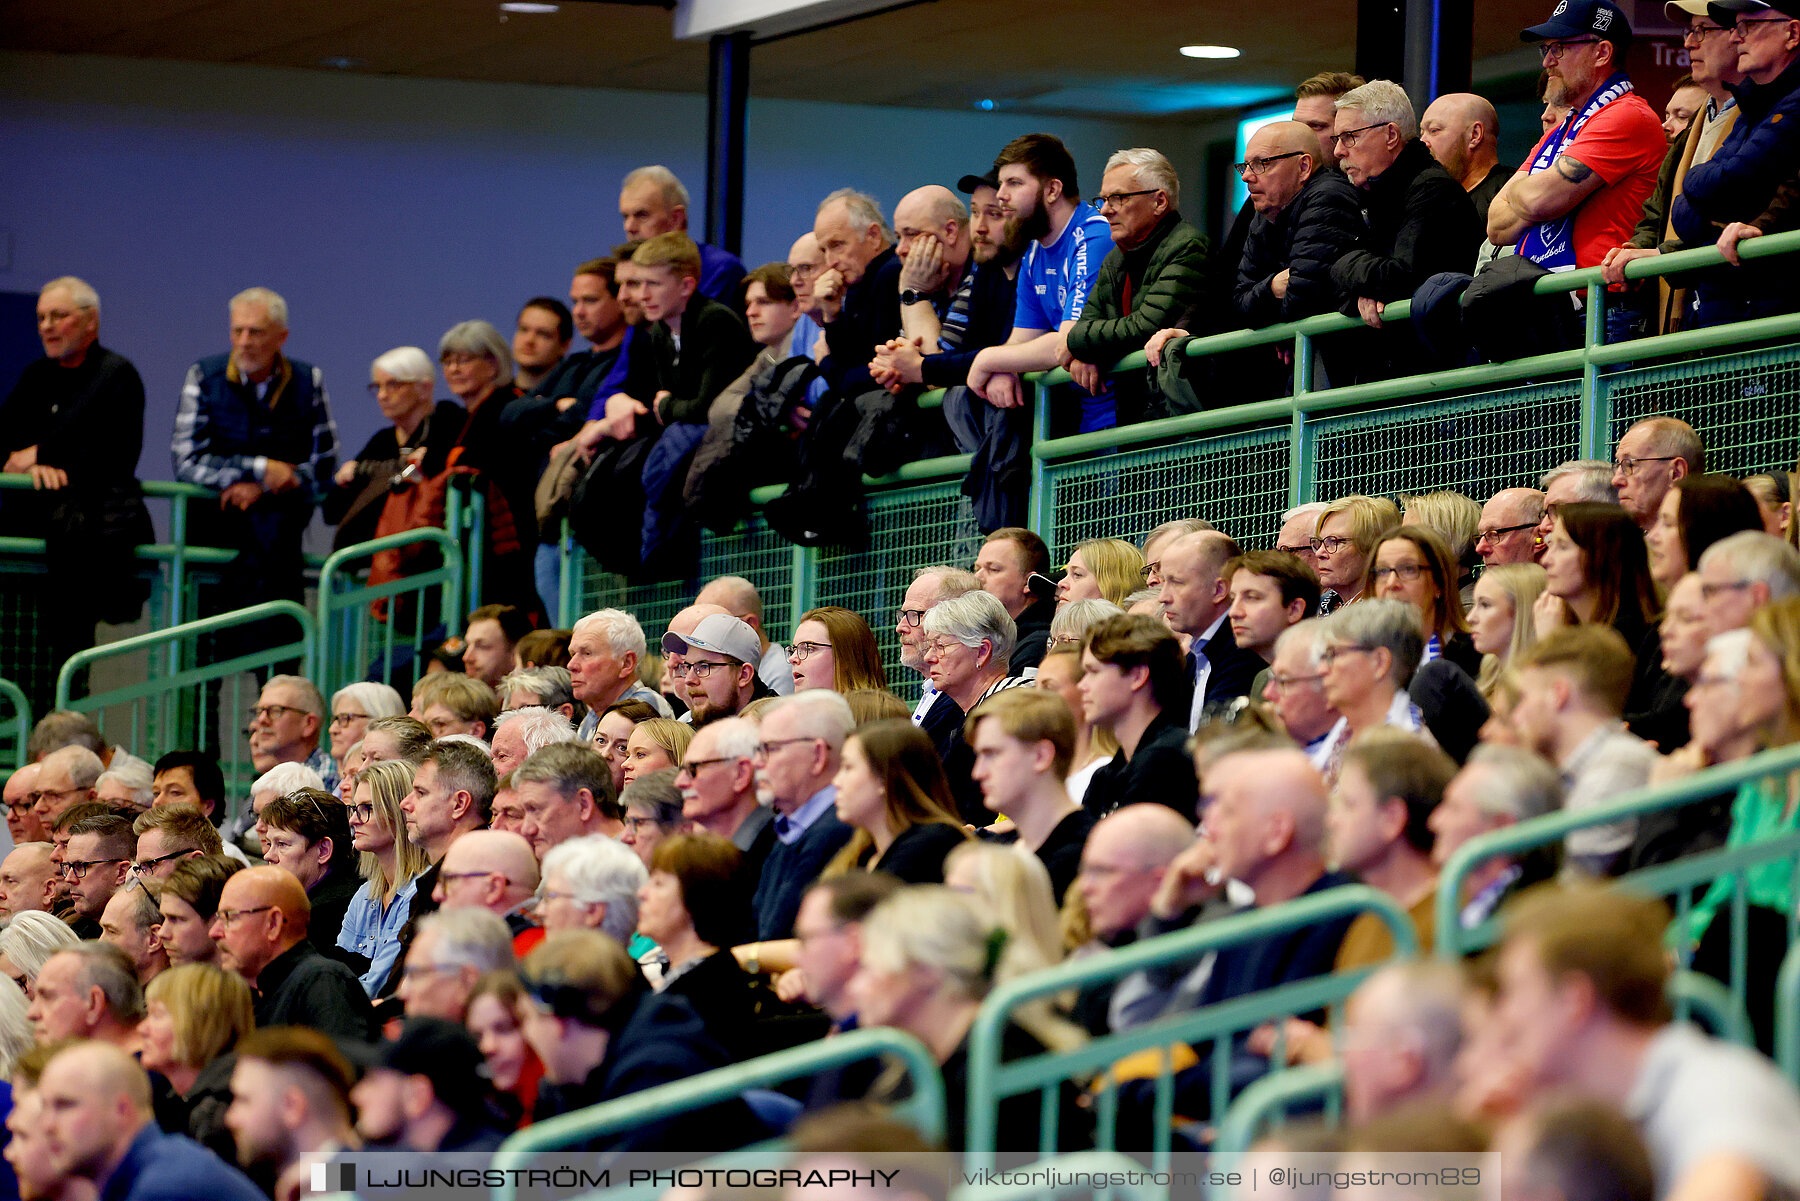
[1487,0,1667,270]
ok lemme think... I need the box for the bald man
[1157,531,1264,729]
[37,1043,264,1201]
[211,866,372,1039]
[1419,93,1508,224]
[1477,487,1547,566]
[1612,414,1702,529]
[662,602,731,718]
[1231,121,1363,331]
[1339,960,1466,1123]
[5,763,46,844]
[0,841,55,919]
[696,576,793,695]
[431,829,541,940]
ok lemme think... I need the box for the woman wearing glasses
[326,682,406,780]
[790,606,890,694]
[323,346,466,549]
[619,768,686,870]
[337,759,430,996]
[1365,525,1481,678]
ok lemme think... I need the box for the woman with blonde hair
[1468,563,1548,698]
[338,758,429,994]
[621,718,693,787]
[1055,539,1143,608]
[850,885,1086,1150]
[944,842,1064,969]
[140,963,255,1157]
[825,718,969,884]
[789,606,891,693]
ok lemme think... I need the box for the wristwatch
[900,290,929,306]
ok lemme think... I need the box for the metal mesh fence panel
[1604,345,1800,477]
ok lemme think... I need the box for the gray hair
[0,911,80,980]
[438,320,515,382]
[1143,517,1215,551]
[27,711,104,761]
[42,746,104,791]
[56,942,145,1024]
[923,591,1017,667]
[497,706,578,755]
[1325,598,1423,688]
[95,762,153,808]
[1699,531,1800,600]
[1336,79,1418,139]
[1122,589,1159,608]
[1103,148,1181,207]
[40,276,98,316]
[1354,960,1465,1088]
[1275,617,1331,669]
[331,682,406,722]
[764,690,854,748]
[265,675,326,722]
[372,346,435,384]
[706,716,762,762]
[1703,628,1755,678]
[512,741,614,805]
[915,565,983,604]
[252,762,325,797]
[1540,459,1617,504]
[1282,501,1330,525]
[229,286,289,329]
[1462,743,1563,823]
[573,609,647,662]
[619,767,684,826]
[623,165,690,211]
[819,188,894,242]
[539,834,647,945]
[499,667,577,711]
[0,977,30,1078]
[1049,598,1124,645]
[418,907,514,974]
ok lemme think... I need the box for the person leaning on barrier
[1420,93,1510,235]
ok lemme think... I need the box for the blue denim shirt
[336,874,418,996]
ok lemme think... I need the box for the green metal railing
[1780,939,1800,1088]
[0,678,29,770]
[1436,744,1800,1023]
[315,521,465,698]
[962,884,1415,1170]
[487,1026,944,1201]
[55,600,316,802]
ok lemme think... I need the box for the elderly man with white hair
[93,762,153,814]
[921,589,1031,824]
[569,608,671,742]
[618,165,745,299]
[750,691,856,940]
[1697,530,1800,632]
[536,834,647,951]
[174,286,337,614]
[490,706,577,778]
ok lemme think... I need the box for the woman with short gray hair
[922,590,1034,824]
[324,345,468,548]
[1314,599,1435,783]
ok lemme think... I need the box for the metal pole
[704,32,751,255]
[1402,0,1441,115]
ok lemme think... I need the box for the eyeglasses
[4,798,32,815]
[130,849,190,876]
[58,857,126,881]
[248,703,309,723]
[1475,522,1538,543]
[29,786,84,807]
[1329,122,1393,150]
[1613,454,1679,477]
[1309,536,1352,557]
[441,352,490,368]
[676,755,738,778]
[896,608,927,628]
[789,641,833,662]
[1048,633,1082,648]
[438,870,501,885]
[536,887,589,906]
[348,802,375,823]
[1276,543,1314,557]
[1733,16,1795,36]
[1269,672,1327,692]
[1319,644,1377,666]
[920,637,968,657]
[330,711,372,726]
[1233,151,1306,177]
[1094,189,1159,209]
[1700,579,1754,600]
[755,737,818,760]
[214,905,275,926]
[675,658,732,680]
[1538,36,1600,60]
[1683,21,1728,42]
[787,263,821,280]
[622,816,667,834]
[400,962,465,980]
[1371,564,1427,584]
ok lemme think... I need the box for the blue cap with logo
[1522,0,1634,45]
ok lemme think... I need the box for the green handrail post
[315,527,464,696]
[558,529,582,628]
[0,678,31,769]
[1213,1062,1344,1164]
[1580,279,1609,461]
[1028,378,1054,538]
[790,541,814,629]
[1778,939,1800,1088]
[1289,326,1316,508]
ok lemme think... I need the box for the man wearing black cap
[348,1017,509,1154]
[1487,0,1666,276]
[1671,0,1800,324]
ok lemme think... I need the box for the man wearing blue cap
[1486,0,1666,275]
[1671,0,1800,324]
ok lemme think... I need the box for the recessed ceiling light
[500,2,559,12]
[1180,45,1241,59]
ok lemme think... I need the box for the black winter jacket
[1330,139,1480,304]
[1234,170,1364,326]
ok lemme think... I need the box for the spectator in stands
[851,885,1081,1150]
[258,789,359,959]
[536,834,645,951]
[416,675,499,742]
[921,591,1030,822]
[0,842,54,922]
[638,833,766,1059]
[131,803,221,882]
[225,1027,358,1197]
[157,856,239,967]
[36,1043,264,1201]
[1158,531,1264,728]
[402,739,495,888]
[696,576,792,696]
[511,297,570,395]
[27,942,142,1047]
[249,674,336,793]
[491,706,577,778]
[1225,551,1321,702]
[30,745,100,833]
[349,1015,508,1153]
[1034,645,1117,805]
[622,718,691,788]
[214,865,372,1038]
[790,606,890,696]
[619,768,683,870]
[174,286,335,614]
[138,961,250,1157]
[968,134,1116,432]
[1491,1095,1656,1201]
[1612,414,1703,530]
[1063,148,1209,422]
[1431,743,1561,929]
[1671,0,1800,325]
[966,689,1093,903]
[1073,803,1195,963]
[1327,961,1468,1124]
[1315,600,1431,779]
[1329,738,1455,964]
[513,742,624,859]
[809,188,901,398]
[1666,72,1710,139]
[61,812,134,931]
[1275,502,1330,570]
[896,566,983,744]
[1537,458,1619,550]
[1490,885,1800,1197]
[1313,494,1402,611]
[0,909,77,996]
[394,907,512,1024]
[100,882,167,985]
[1369,525,1481,677]
[1514,625,1657,875]
[29,711,150,778]
[462,604,529,692]
[4,764,45,845]
[1697,528,1800,631]
[499,665,582,724]
[662,613,771,726]
[1058,537,1144,608]
[659,601,727,717]
[828,718,969,883]
[1421,93,1510,228]
[618,165,745,299]
[433,828,540,946]
[787,873,902,1035]
[323,345,463,549]
[1402,490,1483,595]
[1470,563,1549,699]
[1477,487,1547,566]
[1139,517,1213,587]
[462,972,543,1127]
[675,719,771,894]
[151,750,228,826]
[569,609,670,740]
[1647,473,1764,590]
[750,692,855,940]
[1657,571,1711,696]
[1079,613,1198,819]
[95,762,152,813]
[1489,3,1666,275]
[1330,81,1480,353]
[338,760,426,995]
[1744,470,1794,537]
[973,528,1055,674]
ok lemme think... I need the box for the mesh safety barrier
[1605,344,1800,477]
